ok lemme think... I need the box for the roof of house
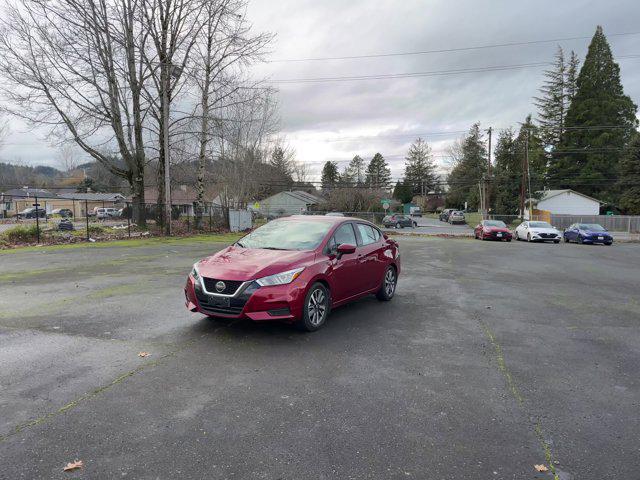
[534,189,602,204]
[1,188,57,198]
[60,192,126,202]
[267,190,325,204]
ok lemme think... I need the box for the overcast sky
[2,0,640,181]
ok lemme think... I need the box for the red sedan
[474,220,513,241]
[185,216,401,331]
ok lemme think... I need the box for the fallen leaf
[63,460,83,471]
[534,464,548,472]
[138,352,151,358]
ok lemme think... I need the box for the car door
[325,222,361,301]
[355,223,386,292]
[517,221,527,238]
[566,224,577,241]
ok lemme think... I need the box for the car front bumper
[184,274,306,322]
[582,235,613,244]
[530,234,560,241]
[482,231,512,240]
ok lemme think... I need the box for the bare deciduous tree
[0,0,152,223]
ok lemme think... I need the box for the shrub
[1,224,41,243]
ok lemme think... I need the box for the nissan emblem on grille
[215,281,226,292]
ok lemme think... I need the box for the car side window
[356,223,377,246]
[333,223,357,247]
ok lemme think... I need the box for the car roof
[278,215,376,226]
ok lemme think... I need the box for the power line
[271,55,640,85]
[270,31,640,63]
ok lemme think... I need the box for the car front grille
[202,277,243,295]
[538,233,557,238]
[194,281,260,317]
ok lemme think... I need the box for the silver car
[448,211,466,224]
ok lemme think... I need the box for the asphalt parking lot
[1,237,639,479]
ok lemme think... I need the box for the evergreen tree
[535,46,566,149]
[446,124,487,209]
[345,155,365,184]
[270,146,292,178]
[549,26,638,200]
[321,161,339,190]
[617,133,640,214]
[392,180,413,203]
[403,138,438,195]
[565,50,580,103]
[365,153,391,189]
[492,129,519,214]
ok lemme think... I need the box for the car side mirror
[337,243,356,257]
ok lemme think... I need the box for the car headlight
[191,263,201,284]
[256,267,304,287]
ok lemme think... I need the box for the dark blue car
[563,223,613,245]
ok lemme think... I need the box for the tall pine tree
[535,46,566,149]
[365,153,391,189]
[321,161,339,190]
[549,26,638,200]
[403,138,438,195]
[446,123,487,209]
[492,128,519,214]
[345,155,365,184]
[617,133,640,214]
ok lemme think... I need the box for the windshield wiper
[236,241,245,247]
[261,246,288,250]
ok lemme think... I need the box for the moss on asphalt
[0,232,242,254]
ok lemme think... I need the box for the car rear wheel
[376,266,397,301]
[298,283,330,332]
[527,233,531,242]
[577,235,584,245]
[395,222,402,229]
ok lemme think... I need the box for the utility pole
[526,131,533,220]
[519,135,527,219]
[486,127,492,218]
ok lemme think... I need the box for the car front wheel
[298,283,330,332]
[376,266,397,301]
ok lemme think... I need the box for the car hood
[485,227,510,233]
[197,246,316,281]
[582,230,610,236]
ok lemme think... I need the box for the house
[0,188,57,218]
[143,185,218,216]
[254,190,325,217]
[0,188,128,217]
[525,189,602,219]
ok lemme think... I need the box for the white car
[514,221,561,243]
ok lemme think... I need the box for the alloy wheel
[384,268,396,297]
[307,288,327,327]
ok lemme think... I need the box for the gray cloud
[2,0,639,182]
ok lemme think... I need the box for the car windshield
[580,223,606,231]
[236,219,332,251]
[485,220,506,227]
[530,221,552,228]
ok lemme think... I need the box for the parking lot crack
[479,320,561,480]
[0,332,210,443]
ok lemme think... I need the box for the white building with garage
[526,189,601,218]
[254,190,325,217]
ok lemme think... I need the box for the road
[1,237,639,479]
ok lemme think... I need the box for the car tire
[376,266,397,301]
[395,223,401,229]
[527,233,531,242]
[563,236,569,243]
[514,231,519,240]
[554,240,560,244]
[298,282,330,332]
[413,222,417,228]
[577,235,584,245]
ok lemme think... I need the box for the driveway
[1,237,639,479]
[382,215,474,236]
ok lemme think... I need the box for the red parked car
[474,220,512,241]
[185,216,401,331]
